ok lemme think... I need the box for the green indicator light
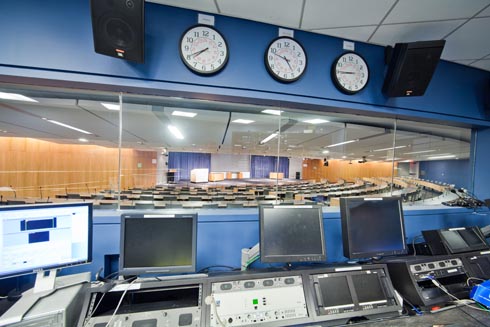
[253,299,258,305]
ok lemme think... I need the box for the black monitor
[259,205,326,263]
[0,202,93,280]
[119,213,197,276]
[422,226,490,255]
[340,197,407,260]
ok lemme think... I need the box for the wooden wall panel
[302,159,398,182]
[0,137,158,199]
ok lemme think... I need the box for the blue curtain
[168,152,211,181]
[251,155,289,178]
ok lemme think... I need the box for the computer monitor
[0,202,93,281]
[422,226,490,255]
[259,205,326,263]
[340,197,407,260]
[119,213,197,276]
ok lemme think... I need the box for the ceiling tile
[216,0,303,29]
[443,17,490,59]
[477,4,490,16]
[146,0,218,13]
[470,59,490,71]
[302,0,396,29]
[370,20,464,46]
[312,26,378,42]
[384,0,490,24]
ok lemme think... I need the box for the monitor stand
[0,270,90,326]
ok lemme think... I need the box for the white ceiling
[0,85,471,162]
[149,0,490,71]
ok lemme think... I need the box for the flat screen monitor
[0,202,93,279]
[340,197,407,260]
[259,205,326,263]
[423,226,489,254]
[119,213,197,276]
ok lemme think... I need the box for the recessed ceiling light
[168,125,184,139]
[0,92,38,102]
[101,103,120,111]
[342,156,347,159]
[372,145,406,152]
[42,118,92,134]
[303,118,329,124]
[403,150,436,155]
[262,109,283,115]
[322,150,330,154]
[326,139,358,148]
[427,155,456,160]
[232,119,254,124]
[234,144,242,147]
[78,138,89,142]
[172,110,197,118]
[260,133,278,144]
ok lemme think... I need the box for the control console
[209,275,307,326]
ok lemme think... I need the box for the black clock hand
[191,47,209,58]
[273,53,293,71]
[284,57,293,71]
[338,71,356,74]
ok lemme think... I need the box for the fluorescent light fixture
[232,119,254,124]
[322,150,330,154]
[342,156,347,159]
[42,118,92,134]
[326,139,358,148]
[0,92,37,102]
[172,110,197,118]
[78,138,89,142]
[303,118,329,124]
[260,133,278,144]
[385,158,401,161]
[427,155,456,160]
[372,145,406,152]
[168,125,184,139]
[101,103,120,111]
[234,144,242,147]
[403,149,436,155]
[262,109,283,115]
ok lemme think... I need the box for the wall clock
[264,36,307,83]
[179,25,229,75]
[331,52,369,94]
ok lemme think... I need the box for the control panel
[80,283,202,327]
[209,275,307,326]
[409,258,465,281]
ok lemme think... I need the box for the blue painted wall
[1,0,490,290]
[0,1,489,125]
[79,206,488,279]
[419,159,470,189]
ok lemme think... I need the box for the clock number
[203,31,209,37]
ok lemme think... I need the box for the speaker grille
[90,0,144,63]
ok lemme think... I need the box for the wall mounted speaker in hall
[382,40,445,97]
[90,0,145,63]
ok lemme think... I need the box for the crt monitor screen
[120,213,197,276]
[259,205,326,263]
[340,197,407,260]
[0,202,93,279]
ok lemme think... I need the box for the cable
[466,276,486,287]
[197,265,238,273]
[411,235,423,256]
[428,277,490,313]
[105,278,138,327]
[205,296,226,327]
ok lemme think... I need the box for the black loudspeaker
[90,0,145,63]
[323,161,329,167]
[382,40,445,97]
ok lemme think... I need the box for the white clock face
[180,25,229,75]
[265,37,307,83]
[332,52,369,94]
